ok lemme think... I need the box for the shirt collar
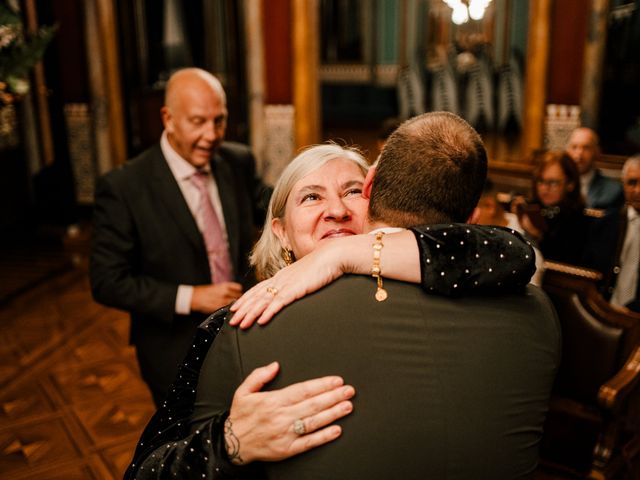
[160,130,211,181]
[628,205,640,222]
[580,169,596,189]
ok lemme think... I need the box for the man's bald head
[566,127,600,175]
[161,68,228,168]
[164,68,227,109]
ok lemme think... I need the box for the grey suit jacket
[192,276,561,479]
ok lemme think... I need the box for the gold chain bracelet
[371,231,387,301]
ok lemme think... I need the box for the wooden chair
[539,261,640,479]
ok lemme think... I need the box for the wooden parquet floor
[0,255,154,479]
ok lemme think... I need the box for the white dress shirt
[160,131,230,314]
[611,207,640,308]
[579,169,595,201]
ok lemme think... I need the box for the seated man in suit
[90,68,271,406]
[584,155,640,312]
[566,127,624,211]
[191,112,562,479]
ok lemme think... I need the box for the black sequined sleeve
[124,308,258,480]
[410,224,536,296]
[129,412,251,479]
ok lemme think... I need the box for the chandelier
[442,0,492,25]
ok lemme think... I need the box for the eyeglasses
[536,179,564,189]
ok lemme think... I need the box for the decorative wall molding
[544,103,580,151]
[319,64,399,86]
[63,103,96,205]
[262,104,294,187]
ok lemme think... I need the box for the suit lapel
[211,151,240,272]
[588,171,604,200]
[150,147,207,257]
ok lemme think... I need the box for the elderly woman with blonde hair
[127,143,535,479]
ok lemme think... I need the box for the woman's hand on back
[225,361,355,464]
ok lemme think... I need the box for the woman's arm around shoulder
[230,224,535,328]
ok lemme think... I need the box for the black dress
[537,205,591,266]
[125,224,536,479]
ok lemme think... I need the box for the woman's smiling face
[272,158,369,259]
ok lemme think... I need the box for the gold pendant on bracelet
[375,288,388,301]
[373,260,387,302]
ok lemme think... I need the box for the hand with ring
[229,239,347,329]
[224,361,355,464]
[266,286,279,296]
[293,418,307,435]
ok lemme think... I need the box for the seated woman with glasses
[512,151,589,265]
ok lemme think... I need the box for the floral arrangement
[0,0,56,106]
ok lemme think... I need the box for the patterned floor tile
[0,416,83,474]
[0,262,154,479]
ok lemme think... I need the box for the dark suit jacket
[583,206,640,311]
[90,142,266,397]
[192,276,561,479]
[587,170,624,211]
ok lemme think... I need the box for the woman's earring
[282,248,293,266]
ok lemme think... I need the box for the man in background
[566,127,623,211]
[584,155,640,312]
[90,68,269,406]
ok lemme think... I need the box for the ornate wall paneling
[242,0,295,186]
[244,0,267,180]
[541,0,589,151]
[263,0,295,181]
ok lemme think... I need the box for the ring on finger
[266,286,279,296]
[293,418,306,435]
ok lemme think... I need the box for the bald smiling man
[90,68,270,406]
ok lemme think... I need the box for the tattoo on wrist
[224,417,244,465]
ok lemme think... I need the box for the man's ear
[271,217,290,249]
[467,207,481,224]
[161,106,172,131]
[362,166,377,200]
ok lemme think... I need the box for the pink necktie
[190,171,234,282]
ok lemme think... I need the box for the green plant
[0,0,56,105]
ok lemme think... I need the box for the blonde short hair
[251,143,370,280]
